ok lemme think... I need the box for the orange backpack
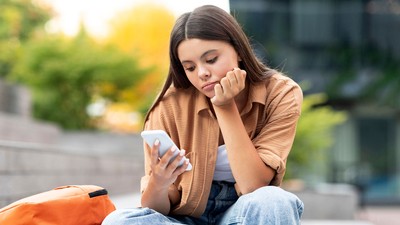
[0,185,116,225]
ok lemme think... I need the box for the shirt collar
[240,82,267,115]
[196,91,213,115]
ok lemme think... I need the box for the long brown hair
[144,5,275,122]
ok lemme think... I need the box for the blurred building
[230,0,400,205]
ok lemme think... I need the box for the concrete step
[0,112,61,144]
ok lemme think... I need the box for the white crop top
[213,145,235,182]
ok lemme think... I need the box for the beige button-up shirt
[141,73,303,217]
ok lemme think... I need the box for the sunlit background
[42,0,230,37]
[38,0,230,132]
[1,0,399,224]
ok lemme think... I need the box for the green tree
[287,93,347,179]
[0,0,51,77]
[11,31,149,129]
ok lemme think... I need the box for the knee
[239,186,304,217]
[102,208,153,225]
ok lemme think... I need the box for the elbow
[235,162,276,194]
[238,180,271,195]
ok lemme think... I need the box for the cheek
[186,73,200,86]
[215,59,238,75]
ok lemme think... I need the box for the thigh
[217,186,304,225]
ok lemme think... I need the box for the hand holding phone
[141,130,192,171]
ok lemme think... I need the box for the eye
[184,66,195,72]
[206,57,218,64]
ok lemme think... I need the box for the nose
[198,65,210,80]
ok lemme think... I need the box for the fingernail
[180,149,186,156]
[171,147,177,152]
[154,139,159,146]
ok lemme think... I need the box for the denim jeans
[102,181,304,225]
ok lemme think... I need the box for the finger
[225,71,236,87]
[167,149,186,171]
[229,68,246,90]
[220,77,231,91]
[172,158,190,176]
[150,139,160,166]
[159,146,178,169]
[237,68,246,80]
[230,69,240,84]
[236,70,247,84]
[214,83,223,97]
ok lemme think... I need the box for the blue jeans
[102,181,304,225]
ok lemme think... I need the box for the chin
[199,90,215,98]
[206,93,215,99]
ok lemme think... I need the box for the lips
[202,82,219,92]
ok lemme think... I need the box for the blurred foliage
[327,44,400,108]
[105,3,175,117]
[286,93,347,179]
[10,30,148,129]
[0,0,52,77]
[1,1,175,131]
[107,3,173,68]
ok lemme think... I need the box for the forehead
[177,39,234,61]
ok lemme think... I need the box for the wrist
[147,176,170,193]
[212,99,236,110]
[213,100,238,113]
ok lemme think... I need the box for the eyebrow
[181,49,218,64]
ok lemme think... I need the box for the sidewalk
[109,193,381,225]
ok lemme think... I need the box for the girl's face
[177,39,240,98]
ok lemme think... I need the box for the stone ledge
[0,141,143,208]
[0,112,61,144]
[293,183,360,220]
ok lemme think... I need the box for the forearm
[214,101,275,194]
[140,178,171,215]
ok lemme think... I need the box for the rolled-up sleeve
[253,79,303,186]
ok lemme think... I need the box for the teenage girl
[103,5,304,225]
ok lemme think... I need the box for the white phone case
[141,130,192,171]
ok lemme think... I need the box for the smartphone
[141,130,192,171]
